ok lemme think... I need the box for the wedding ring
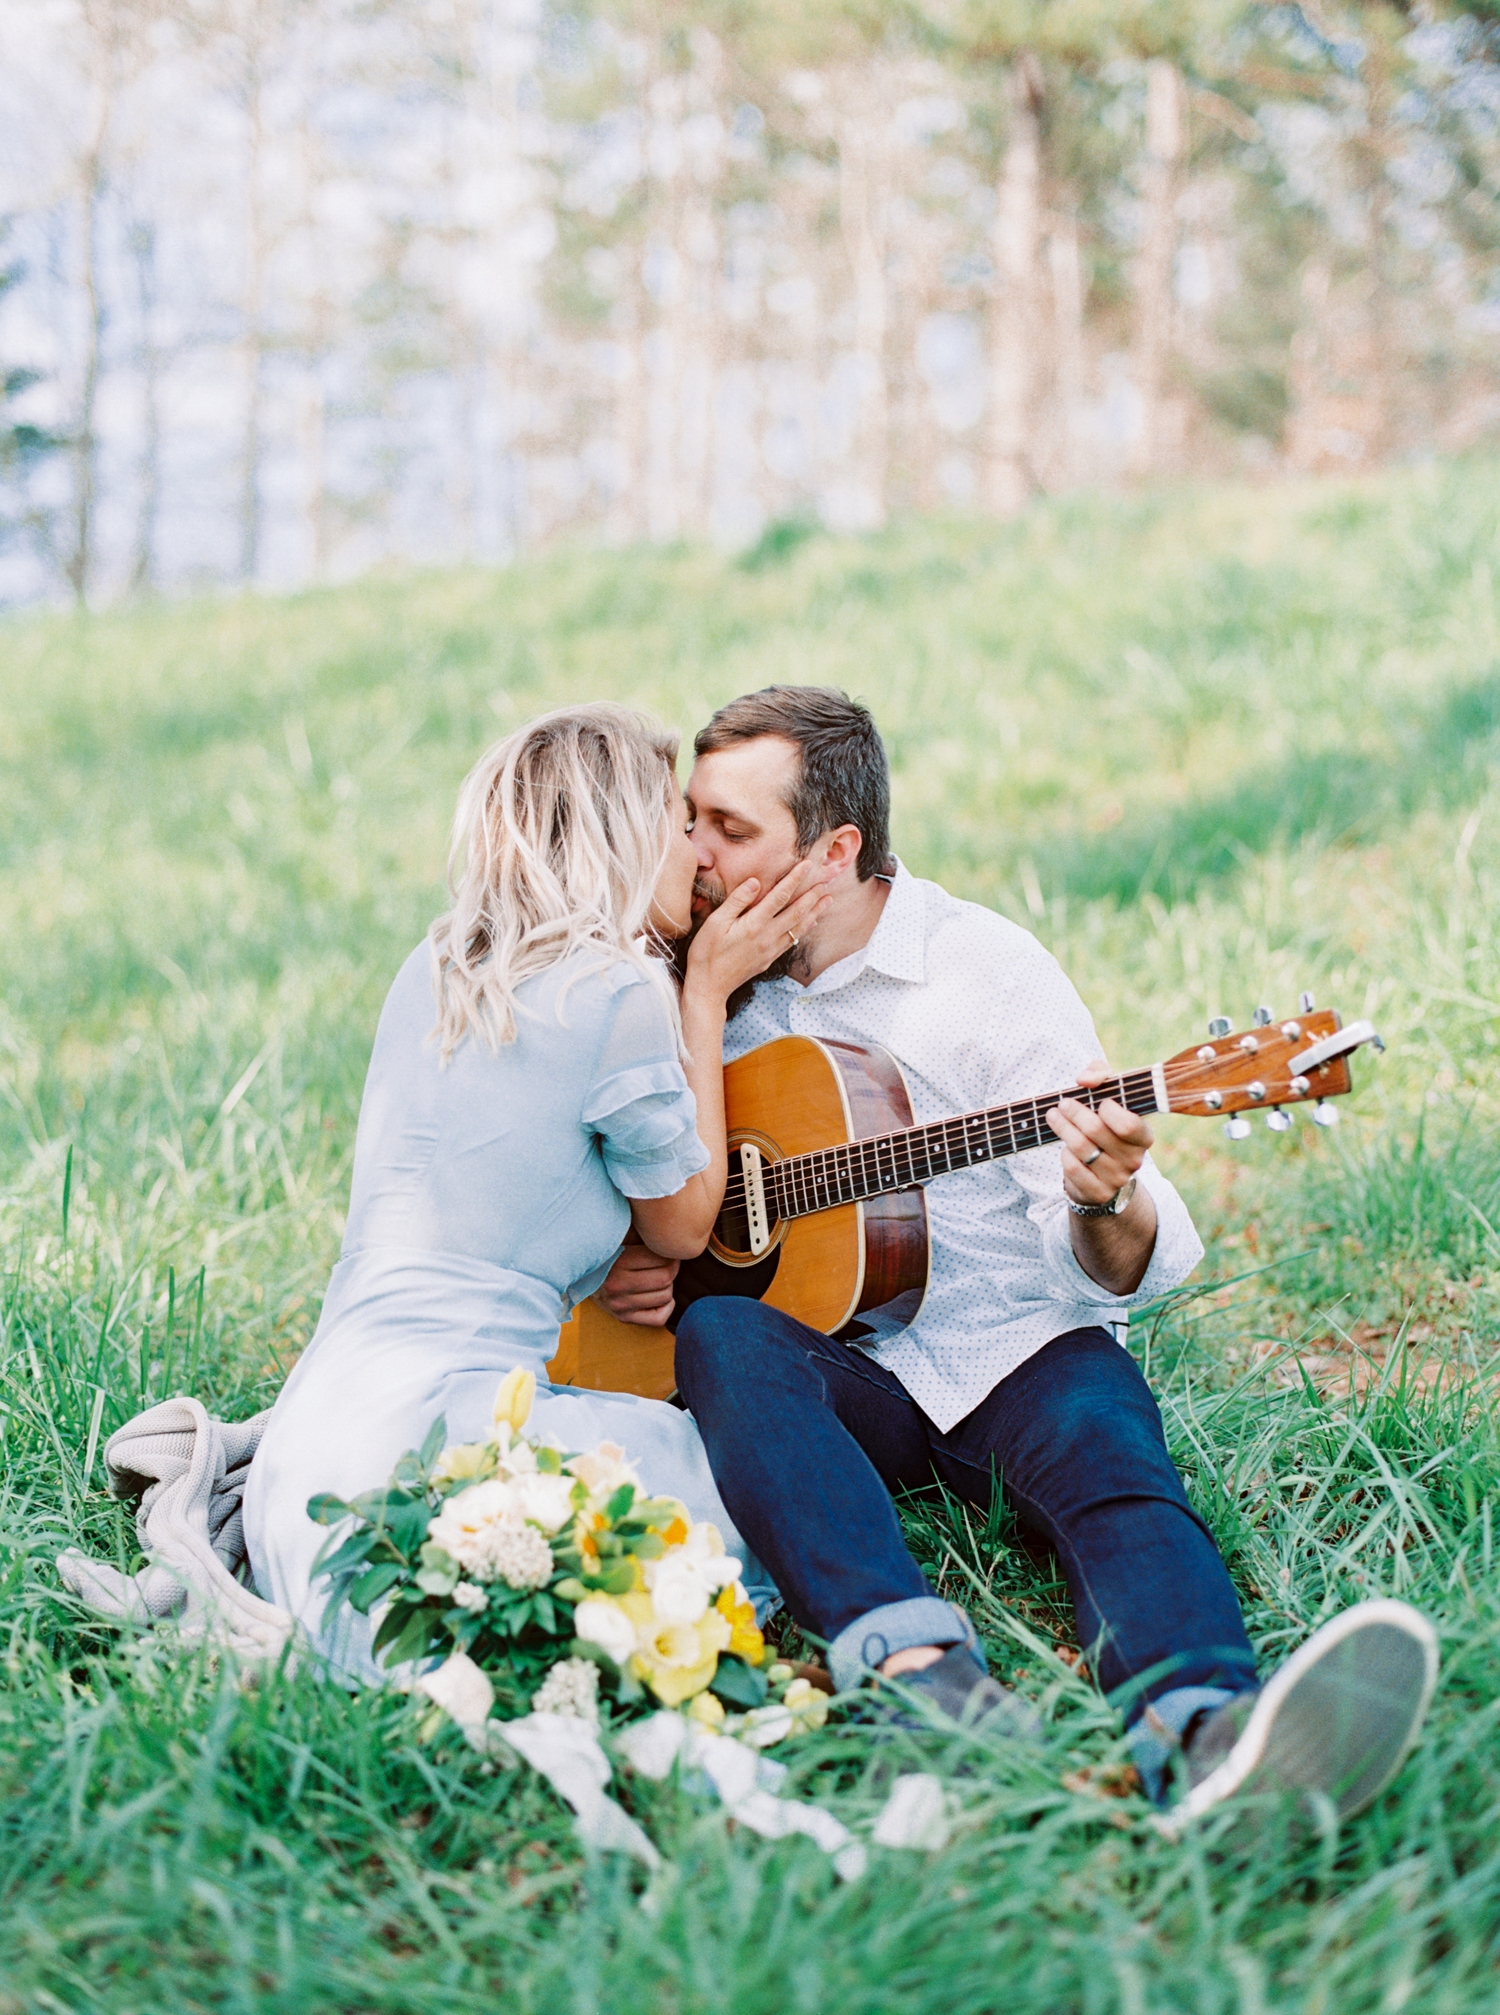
[786,930,799,947]
[1082,1147,1103,1165]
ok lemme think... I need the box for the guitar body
[547,1036,929,1397]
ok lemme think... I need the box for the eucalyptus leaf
[708,1654,769,1710]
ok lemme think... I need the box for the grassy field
[1,457,1498,2012]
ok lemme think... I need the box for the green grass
[3,457,1500,2011]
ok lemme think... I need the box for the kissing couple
[243,686,1437,1829]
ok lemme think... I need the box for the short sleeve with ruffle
[580,968,711,1200]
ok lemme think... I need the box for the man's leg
[925,1326,1258,1790]
[932,1327,1258,1705]
[674,1297,975,1689]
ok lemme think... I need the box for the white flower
[566,1440,642,1500]
[680,1522,742,1591]
[531,1657,601,1726]
[452,1582,488,1615]
[738,1705,795,1748]
[643,1552,712,1627]
[497,1431,537,1474]
[428,1483,556,1588]
[489,1522,555,1591]
[573,1596,640,1667]
[510,1470,578,1535]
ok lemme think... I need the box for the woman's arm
[629,862,831,1259]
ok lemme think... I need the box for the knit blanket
[57,1395,295,1663]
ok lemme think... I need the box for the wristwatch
[1066,1177,1137,1219]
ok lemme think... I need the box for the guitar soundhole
[712,1192,783,1263]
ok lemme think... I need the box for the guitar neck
[768,1064,1165,1220]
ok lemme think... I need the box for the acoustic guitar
[547,1003,1381,1401]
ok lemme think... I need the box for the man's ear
[820,825,863,878]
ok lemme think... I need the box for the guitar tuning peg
[1252,1005,1273,1027]
[1312,1101,1340,1127]
[1208,1016,1231,1039]
[1223,1115,1253,1141]
[1298,991,1316,1013]
[1265,1109,1292,1132]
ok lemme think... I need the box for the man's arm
[1045,1061,1159,1296]
[595,1229,679,1327]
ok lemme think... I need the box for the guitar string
[712,1048,1296,1224]
[717,1068,1161,1217]
[715,1068,1161,1220]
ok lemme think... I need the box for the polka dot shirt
[721,861,1205,1431]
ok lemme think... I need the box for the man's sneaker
[872,1644,1042,1739]
[1158,1599,1438,1835]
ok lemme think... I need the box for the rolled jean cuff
[827,1598,978,1694]
[1127,1684,1238,1807]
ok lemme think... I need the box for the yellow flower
[686,1690,726,1729]
[493,1367,536,1435]
[782,1676,829,1734]
[433,1441,495,1485]
[715,1582,765,1665]
[625,1592,732,1707]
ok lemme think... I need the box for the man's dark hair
[694,686,891,880]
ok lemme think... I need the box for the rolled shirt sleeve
[581,970,712,1200]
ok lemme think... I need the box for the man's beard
[670,875,800,1015]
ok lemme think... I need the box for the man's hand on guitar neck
[1047,1058,1160,1299]
[595,1228,679,1328]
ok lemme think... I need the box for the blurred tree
[0,222,63,545]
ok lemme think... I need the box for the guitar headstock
[1162,1006,1382,1127]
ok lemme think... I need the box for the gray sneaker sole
[1158,1598,1439,1836]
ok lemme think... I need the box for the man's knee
[676,1296,772,1396]
[675,1297,819,1407]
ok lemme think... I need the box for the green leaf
[604,1482,636,1521]
[306,1492,356,1526]
[708,1655,769,1710]
[349,1562,406,1614]
[386,1498,434,1559]
[552,1576,589,1604]
[377,1607,445,1669]
[419,1415,448,1470]
[591,1559,636,1597]
[535,1445,562,1475]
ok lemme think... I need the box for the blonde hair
[428,703,681,1061]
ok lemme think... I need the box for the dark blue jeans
[675,1300,1257,1729]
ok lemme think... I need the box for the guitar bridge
[739,1142,772,1256]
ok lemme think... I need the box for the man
[600,687,1436,1822]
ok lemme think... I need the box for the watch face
[1111,1178,1138,1214]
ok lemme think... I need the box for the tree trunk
[130,223,160,594]
[67,126,106,607]
[836,84,890,528]
[1131,57,1184,478]
[240,51,267,583]
[986,55,1043,517]
[1358,29,1398,461]
[1047,209,1085,488]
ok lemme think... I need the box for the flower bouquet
[308,1368,825,1744]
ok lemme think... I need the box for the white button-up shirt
[721,861,1204,1431]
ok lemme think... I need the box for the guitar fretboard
[760,1069,1161,1220]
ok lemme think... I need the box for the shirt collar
[783,856,927,995]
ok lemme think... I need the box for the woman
[242,704,829,1682]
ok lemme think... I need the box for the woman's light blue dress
[243,944,772,1683]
